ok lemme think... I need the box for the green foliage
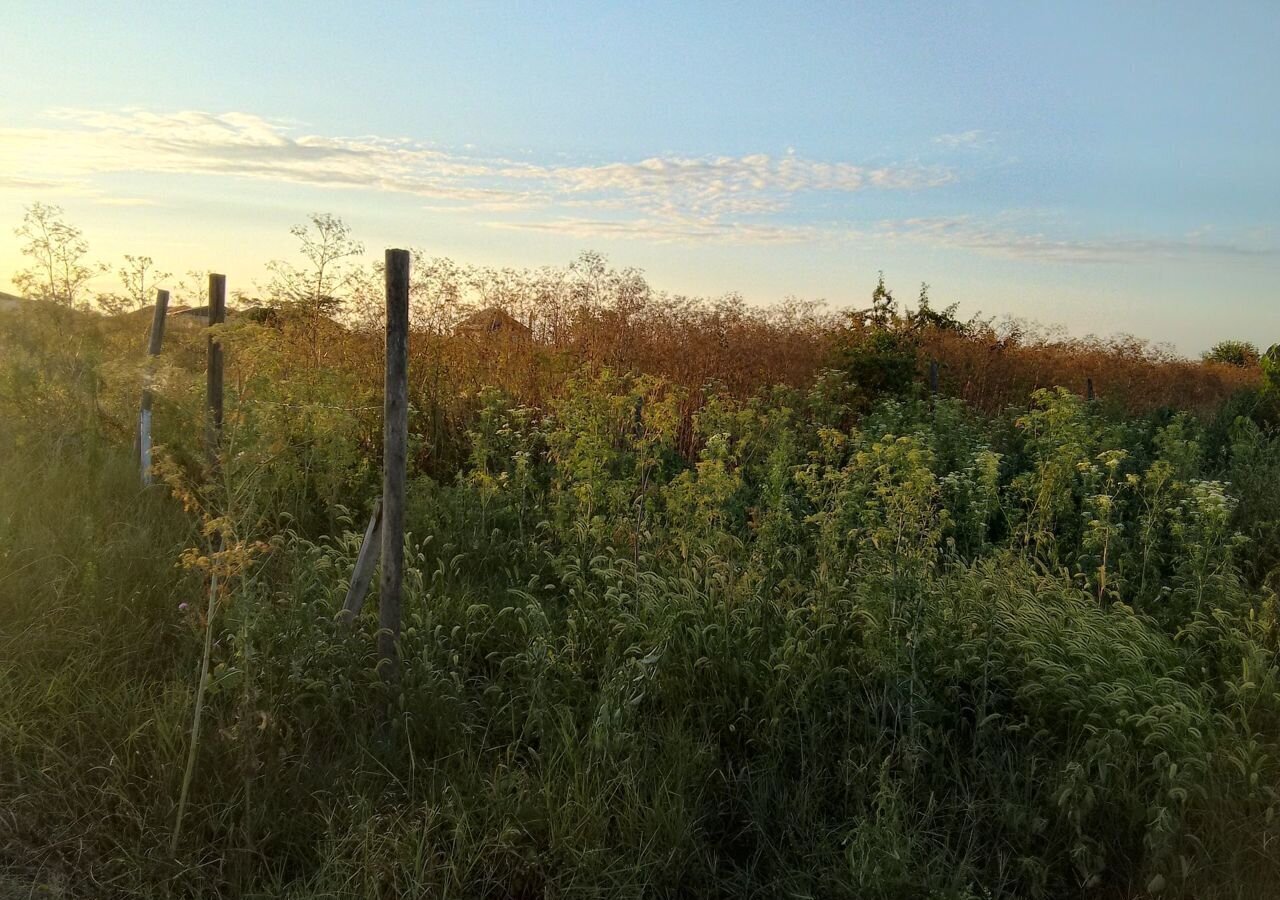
[1264,344,1280,391]
[1222,418,1280,587]
[3,306,1280,899]
[1203,340,1262,368]
[907,282,966,333]
[1010,387,1096,557]
[833,328,920,404]
[830,274,922,405]
[1256,344,1280,427]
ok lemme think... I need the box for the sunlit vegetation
[2,207,1278,898]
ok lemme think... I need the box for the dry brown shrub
[918,322,1259,416]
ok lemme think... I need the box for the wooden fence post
[139,288,169,486]
[929,359,940,396]
[1087,377,1095,403]
[206,274,226,472]
[379,249,410,680]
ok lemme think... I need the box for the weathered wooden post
[1087,377,1095,403]
[206,274,226,471]
[379,250,410,679]
[139,288,169,486]
[929,359,940,396]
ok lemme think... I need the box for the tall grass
[1,297,1278,898]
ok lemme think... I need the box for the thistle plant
[1012,388,1094,560]
[1081,448,1129,603]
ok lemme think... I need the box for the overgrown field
[2,261,1279,898]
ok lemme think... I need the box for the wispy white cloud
[91,196,161,207]
[933,130,993,149]
[875,215,1274,263]
[518,153,953,220]
[2,109,1266,262]
[0,174,64,191]
[0,108,948,236]
[488,216,825,245]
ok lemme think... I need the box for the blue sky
[1,1,1276,352]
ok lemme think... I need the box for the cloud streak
[488,216,826,245]
[875,216,1274,264]
[933,130,993,149]
[0,108,947,238]
[1,109,1268,261]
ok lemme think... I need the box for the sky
[1,1,1277,353]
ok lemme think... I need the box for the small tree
[12,202,104,307]
[98,255,173,315]
[267,213,364,318]
[1203,340,1261,368]
[831,273,919,405]
[266,214,364,366]
[866,271,898,330]
[908,282,965,333]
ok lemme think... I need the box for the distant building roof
[454,307,531,338]
[168,304,268,323]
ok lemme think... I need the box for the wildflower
[179,602,190,613]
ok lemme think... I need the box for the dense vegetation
[2,210,1279,898]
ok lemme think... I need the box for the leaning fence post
[339,498,383,624]
[139,288,169,486]
[206,274,226,472]
[379,249,410,681]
